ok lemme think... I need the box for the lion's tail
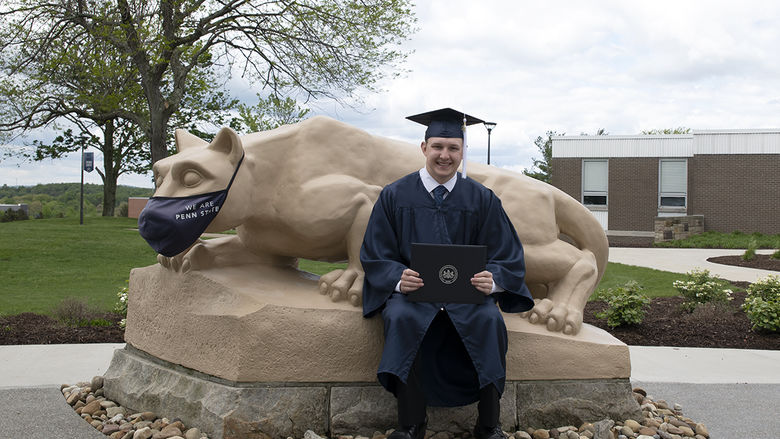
[553,188,610,285]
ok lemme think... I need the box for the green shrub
[115,201,129,218]
[673,269,733,312]
[742,275,780,333]
[52,296,103,327]
[0,208,29,222]
[742,238,758,261]
[592,281,651,328]
[772,249,780,260]
[115,283,128,329]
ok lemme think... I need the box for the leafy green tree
[31,122,149,216]
[233,95,311,134]
[1,0,416,167]
[641,127,692,135]
[0,14,234,215]
[523,130,560,184]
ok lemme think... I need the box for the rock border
[100,346,644,439]
[64,378,710,439]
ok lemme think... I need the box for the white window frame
[582,159,608,208]
[658,159,687,210]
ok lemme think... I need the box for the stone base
[124,264,632,383]
[103,346,640,439]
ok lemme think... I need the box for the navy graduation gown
[360,172,534,407]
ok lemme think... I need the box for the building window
[659,159,687,208]
[582,159,608,207]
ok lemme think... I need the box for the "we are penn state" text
[175,201,219,220]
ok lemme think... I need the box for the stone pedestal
[104,264,640,439]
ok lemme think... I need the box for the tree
[641,127,692,135]
[0,14,234,215]
[579,128,609,136]
[233,94,311,134]
[523,130,561,184]
[31,122,149,216]
[1,0,416,168]
[0,22,149,215]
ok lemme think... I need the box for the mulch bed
[707,254,780,271]
[582,254,779,350]
[2,255,778,349]
[584,290,779,350]
[0,312,124,345]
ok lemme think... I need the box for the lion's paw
[318,268,363,307]
[526,298,583,335]
[157,239,213,273]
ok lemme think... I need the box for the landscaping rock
[58,380,716,439]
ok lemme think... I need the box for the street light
[484,122,497,165]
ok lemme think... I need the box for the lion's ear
[208,127,244,165]
[174,129,208,152]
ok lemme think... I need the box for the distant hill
[0,183,154,218]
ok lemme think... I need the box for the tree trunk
[148,94,171,168]
[101,120,118,217]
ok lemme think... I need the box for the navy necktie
[433,185,448,206]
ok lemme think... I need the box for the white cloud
[6,0,780,186]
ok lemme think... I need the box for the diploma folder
[409,243,487,304]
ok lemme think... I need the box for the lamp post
[484,122,496,165]
[80,145,84,225]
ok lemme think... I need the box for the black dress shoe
[388,418,427,439]
[473,423,505,439]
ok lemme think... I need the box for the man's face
[421,136,463,184]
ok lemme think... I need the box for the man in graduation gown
[360,108,535,439]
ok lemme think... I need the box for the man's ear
[420,140,427,153]
[207,127,244,165]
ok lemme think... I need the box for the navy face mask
[138,154,244,257]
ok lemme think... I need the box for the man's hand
[471,270,494,295]
[400,268,424,294]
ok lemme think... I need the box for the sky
[4,0,780,188]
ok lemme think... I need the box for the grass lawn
[297,259,347,275]
[2,217,734,315]
[298,259,703,299]
[654,231,780,248]
[0,217,157,315]
[594,262,703,298]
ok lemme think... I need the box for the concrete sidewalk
[1,343,779,438]
[3,343,779,388]
[608,247,777,282]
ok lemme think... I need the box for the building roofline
[553,134,693,141]
[693,128,780,134]
[553,128,780,140]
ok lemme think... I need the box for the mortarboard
[406,108,486,178]
[406,108,485,140]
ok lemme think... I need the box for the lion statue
[142,116,608,335]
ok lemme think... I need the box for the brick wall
[688,154,780,234]
[551,153,779,235]
[550,158,581,201]
[608,158,659,231]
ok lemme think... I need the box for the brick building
[550,129,780,245]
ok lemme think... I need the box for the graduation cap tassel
[461,114,468,179]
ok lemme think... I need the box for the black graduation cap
[406,108,485,140]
